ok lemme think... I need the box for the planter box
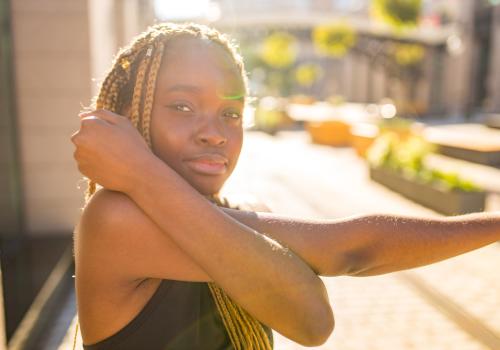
[369,167,486,215]
[484,114,500,130]
[423,124,500,166]
[306,120,351,146]
[436,145,500,166]
[350,123,379,158]
[351,133,375,158]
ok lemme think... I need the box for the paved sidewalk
[223,131,500,350]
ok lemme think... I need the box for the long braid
[141,41,164,147]
[78,23,271,350]
[208,196,273,350]
[84,33,153,201]
[85,59,129,201]
[129,51,150,129]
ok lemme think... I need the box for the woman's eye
[224,110,242,119]
[169,103,193,113]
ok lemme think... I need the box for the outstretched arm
[221,208,500,276]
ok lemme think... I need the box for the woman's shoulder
[76,188,146,248]
[84,188,136,217]
[76,188,212,285]
[83,188,146,225]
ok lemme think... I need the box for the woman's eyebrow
[165,84,245,102]
[166,84,201,93]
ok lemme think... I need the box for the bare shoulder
[76,189,147,261]
[75,189,146,283]
[79,188,139,231]
[75,188,210,284]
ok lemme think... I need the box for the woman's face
[150,38,245,196]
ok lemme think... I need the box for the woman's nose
[196,120,227,147]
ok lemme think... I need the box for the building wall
[11,0,92,234]
[10,0,155,235]
[88,0,155,96]
[0,0,22,236]
[487,5,500,113]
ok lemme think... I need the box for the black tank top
[83,279,274,350]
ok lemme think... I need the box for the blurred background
[0,0,499,349]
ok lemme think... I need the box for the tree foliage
[372,0,422,29]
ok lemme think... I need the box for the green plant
[367,132,400,168]
[372,0,422,30]
[254,96,286,134]
[393,135,432,173]
[378,116,413,131]
[367,133,481,192]
[421,169,480,192]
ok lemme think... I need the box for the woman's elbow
[298,305,335,347]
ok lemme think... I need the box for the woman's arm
[220,208,500,276]
[125,157,333,345]
[72,111,334,346]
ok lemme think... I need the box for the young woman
[71,23,500,350]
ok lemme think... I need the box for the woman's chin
[170,165,226,196]
[189,178,225,197]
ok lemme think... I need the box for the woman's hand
[71,109,154,193]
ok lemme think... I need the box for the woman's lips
[184,154,228,175]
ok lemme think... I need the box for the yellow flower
[294,63,323,87]
[393,44,424,66]
[312,22,357,57]
[260,32,297,69]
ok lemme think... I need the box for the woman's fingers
[78,109,127,125]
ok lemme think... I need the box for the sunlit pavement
[223,130,500,350]
[60,130,500,350]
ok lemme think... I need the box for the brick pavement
[223,131,500,349]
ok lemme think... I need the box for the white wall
[11,0,92,234]
[487,5,500,112]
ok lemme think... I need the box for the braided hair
[81,23,271,350]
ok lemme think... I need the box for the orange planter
[306,120,351,146]
[350,123,379,158]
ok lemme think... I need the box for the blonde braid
[129,52,151,129]
[208,280,272,350]
[209,283,244,349]
[79,23,272,350]
[208,196,273,350]
[84,36,154,200]
[141,42,165,148]
[85,63,129,201]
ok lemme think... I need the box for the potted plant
[254,96,294,135]
[367,133,486,215]
[306,119,351,146]
[350,123,379,158]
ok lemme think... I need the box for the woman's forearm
[352,212,500,276]
[126,157,333,346]
[220,208,500,277]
